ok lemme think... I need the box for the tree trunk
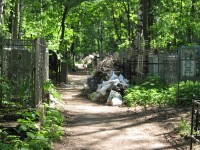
[147,0,153,49]
[135,0,149,50]
[18,0,24,39]
[8,0,14,35]
[123,0,131,45]
[188,0,195,43]
[60,6,68,48]
[13,1,19,39]
[111,6,121,42]
[135,0,144,49]
[0,0,5,24]
[97,22,101,57]
[142,0,148,49]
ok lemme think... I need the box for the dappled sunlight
[53,67,189,150]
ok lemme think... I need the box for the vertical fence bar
[190,99,194,150]
[35,39,40,107]
[0,39,2,108]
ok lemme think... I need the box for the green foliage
[43,80,61,100]
[43,106,64,126]
[124,85,176,107]
[18,109,40,121]
[1,0,200,54]
[124,75,174,107]
[0,77,32,107]
[0,106,64,149]
[141,75,166,89]
[175,115,191,138]
[124,75,200,107]
[178,81,200,105]
[40,106,64,142]
[0,77,11,104]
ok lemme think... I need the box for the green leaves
[175,115,191,138]
[1,0,200,53]
[26,132,35,139]
[124,77,200,108]
[0,106,63,149]
[43,80,61,100]
[124,75,173,107]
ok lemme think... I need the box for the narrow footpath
[53,65,189,150]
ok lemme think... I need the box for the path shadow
[59,65,190,149]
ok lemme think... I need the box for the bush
[123,75,200,107]
[0,106,64,149]
[124,86,176,107]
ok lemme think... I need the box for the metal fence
[190,100,200,149]
[122,45,200,102]
[122,50,150,84]
[122,46,200,84]
[0,38,49,110]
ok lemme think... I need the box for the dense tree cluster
[0,0,199,56]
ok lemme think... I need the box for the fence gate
[0,38,48,110]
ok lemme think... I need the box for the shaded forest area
[0,0,199,56]
[0,0,200,149]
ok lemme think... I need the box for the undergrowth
[0,80,64,150]
[0,106,64,150]
[175,115,191,139]
[124,75,200,108]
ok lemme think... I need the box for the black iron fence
[122,46,200,84]
[122,46,200,102]
[190,100,200,149]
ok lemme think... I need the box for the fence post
[34,38,45,107]
[44,46,49,81]
[190,99,194,149]
[0,39,2,108]
[60,61,68,84]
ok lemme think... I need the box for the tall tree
[0,0,4,24]
[188,0,195,43]
[13,1,19,39]
[59,5,68,49]
[18,0,24,39]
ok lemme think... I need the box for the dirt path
[53,66,189,150]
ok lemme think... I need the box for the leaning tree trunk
[60,6,68,48]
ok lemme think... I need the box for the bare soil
[53,65,191,150]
